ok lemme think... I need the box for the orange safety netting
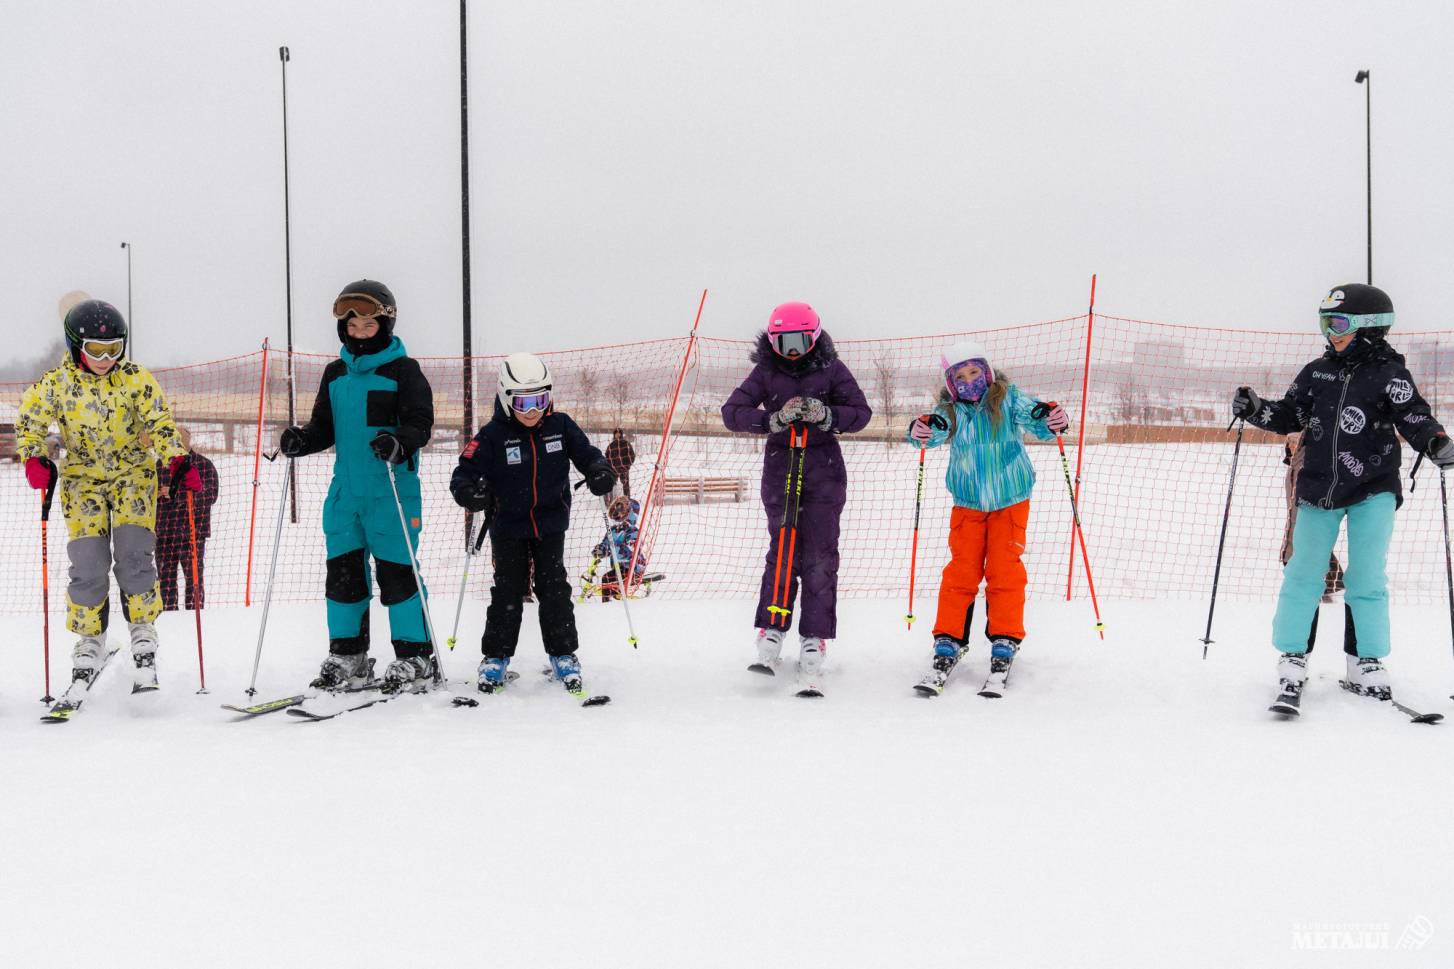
[4,315,1454,628]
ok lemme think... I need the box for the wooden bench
[661,475,751,504]
[0,423,16,462]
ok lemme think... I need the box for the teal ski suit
[291,336,435,658]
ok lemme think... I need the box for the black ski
[747,662,777,676]
[539,666,612,707]
[41,647,121,722]
[225,679,384,718]
[1338,680,1443,724]
[1268,691,1302,718]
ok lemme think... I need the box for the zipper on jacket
[1323,367,1354,508]
[528,433,540,538]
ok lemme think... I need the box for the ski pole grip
[927,412,949,431]
[472,522,490,553]
[41,475,57,521]
[1029,401,1051,421]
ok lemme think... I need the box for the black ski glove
[1429,433,1454,469]
[586,463,617,496]
[279,426,308,458]
[1231,386,1263,421]
[370,432,407,464]
[451,475,495,515]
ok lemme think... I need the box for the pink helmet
[766,301,821,359]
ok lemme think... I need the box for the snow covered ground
[3,594,1452,968]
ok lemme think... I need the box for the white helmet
[940,339,990,373]
[497,352,553,413]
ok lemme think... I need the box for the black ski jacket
[1247,338,1444,509]
[451,400,611,540]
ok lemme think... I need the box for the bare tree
[873,352,899,449]
[608,370,633,430]
[574,367,600,429]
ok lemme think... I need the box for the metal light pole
[279,45,298,523]
[460,0,476,546]
[120,241,133,351]
[1355,70,1371,284]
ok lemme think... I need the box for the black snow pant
[157,538,205,612]
[482,532,578,658]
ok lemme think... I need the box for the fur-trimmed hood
[749,330,839,374]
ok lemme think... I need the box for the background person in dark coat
[606,428,636,497]
[721,301,872,677]
[155,426,220,611]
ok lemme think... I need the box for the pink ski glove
[24,456,57,490]
[909,416,935,444]
[1044,404,1070,434]
[168,454,202,493]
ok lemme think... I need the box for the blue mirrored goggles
[510,390,551,414]
[1319,311,1394,337]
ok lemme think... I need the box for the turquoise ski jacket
[908,385,1057,512]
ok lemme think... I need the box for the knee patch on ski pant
[375,559,418,606]
[326,549,370,603]
[66,535,112,608]
[112,524,158,594]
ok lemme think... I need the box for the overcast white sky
[3,0,1453,365]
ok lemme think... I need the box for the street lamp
[1354,70,1371,284]
[120,241,133,353]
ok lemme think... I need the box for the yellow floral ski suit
[16,356,186,635]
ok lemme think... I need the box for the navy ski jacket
[451,399,610,540]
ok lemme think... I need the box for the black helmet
[334,279,396,356]
[63,300,128,365]
[1319,283,1394,351]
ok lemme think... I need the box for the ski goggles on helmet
[332,293,397,321]
[771,330,817,358]
[80,338,126,361]
[510,390,551,414]
[1318,311,1394,338]
[941,356,993,403]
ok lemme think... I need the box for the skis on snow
[537,665,612,707]
[41,647,121,722]
[1269,681,1442,724]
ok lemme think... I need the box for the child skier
[278,280,438,695]
[1232,283,1454,713]
[721,301,871,691]
[906,340,1068,697]
[449,352,616,698]
[17,299,199,705]
[592,496,646,601]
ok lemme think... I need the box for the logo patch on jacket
[506,446,522,465]
[1386,378,1413,405]
[462,441,479,459]
[1340,406,1367,435]
[546,440,563,453]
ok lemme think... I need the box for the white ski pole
[245,459,292,697]
[385,457,444,684]
[448,522,488,651]
[600,495,640,648]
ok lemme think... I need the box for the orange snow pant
[932,501,1030,644]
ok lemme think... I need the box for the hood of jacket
[341,335,407,375]
[749,330,839,375]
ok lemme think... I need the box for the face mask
[942,357,993,402]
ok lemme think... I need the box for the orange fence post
[627,289,708,592]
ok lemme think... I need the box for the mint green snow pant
[1272,492,1395,658]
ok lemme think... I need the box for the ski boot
[549,653,587,696]
[1270,651,1308,716]
[748,627,784,675]
[795,635,826,698]
[478,656,512,694]
[129,622,160,693]
[914,636,966,696]
[69,634,109,692]
[381,655,435,695]
[978,637,1020,698]
[310,651,375,691]
[1341,654,1391,701]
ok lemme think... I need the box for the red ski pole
[186,490,208,693]
[39,474,58,703]
[905,413,948,630]
[768,426,808,627]
[1035,402,1105,640]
